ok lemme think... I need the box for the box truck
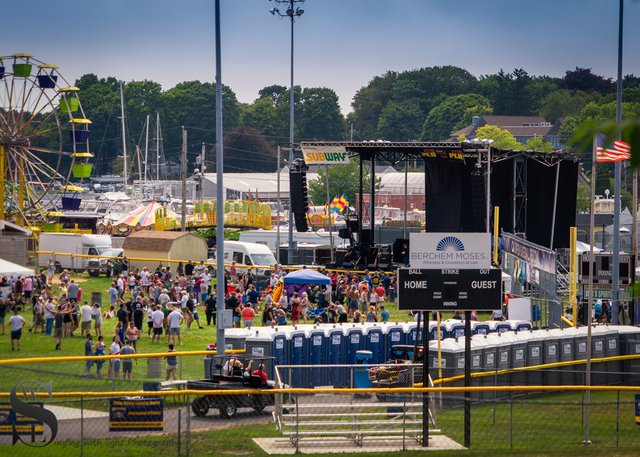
[38,233,113,273]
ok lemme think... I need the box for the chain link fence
[0,354,639,456]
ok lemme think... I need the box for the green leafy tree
[308,162,380,208]
[376,101,424,140]
[538,89,596,124]
[524,136,556,152]
[241,96,280,138]
[576,182,590,213]
[298,87,345,140]
[421,93,492,140]
[222,126,276,172]
[475,125,522,150]
[351,71,398,139]
[562,67,614,94]
[162,81,241,158]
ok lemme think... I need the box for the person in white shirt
[116,275,125,299]
[167,307,183,345]
[109,336,121,378]
[151,306,165,343]
[158,290,170,306]
[140,268,150,287]
[80,302,93,337]
[44,300,56,335]
[9,310,25,351]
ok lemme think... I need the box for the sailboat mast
[156,112,160,181]
[144,114,150,182]
[120,81,128,191]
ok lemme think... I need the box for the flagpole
[583,136,597,445]
[612,0,624,324]
[326,164,334,263]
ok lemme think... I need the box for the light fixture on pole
[269,0,306,264]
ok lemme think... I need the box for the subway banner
[301,146,350,165]
[109,398,164,432]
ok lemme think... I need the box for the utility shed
[0,220,32,266]
[123,231,207,272]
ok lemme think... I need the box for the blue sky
[3,0,639,114]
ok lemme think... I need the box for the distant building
[451,115,563,148]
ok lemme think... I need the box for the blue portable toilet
[364,324,385,364]
[487,320,511,334]
[472,321,491,335]
[272,331,288,376]
[286,329,308,387]
[444,319,466,339]
[383,323,405,361]
[325,325,348,387]
[306,326,327,387]
[345,324,365,364]
[429,321,447,340]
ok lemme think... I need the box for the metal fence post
[177,407,182,456]
[510,400,513,450]
[616,390,620,447]
[186,396,191,456]
[295,393,300,454]
[402,395,407,451]
[80,397,84,457]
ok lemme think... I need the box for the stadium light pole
[214,0,226,354]
[269,0,305,264]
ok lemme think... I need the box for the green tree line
[73,66,640,182]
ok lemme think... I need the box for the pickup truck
[86,248,124,277]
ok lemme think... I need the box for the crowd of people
[226,267,397,328]
[0,261,401,380]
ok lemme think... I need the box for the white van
[209,241,277,281]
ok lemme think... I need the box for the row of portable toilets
[430,325,640,406]
[207,321,640,393]
[208,319,526,386]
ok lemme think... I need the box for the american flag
[596,139,631,163]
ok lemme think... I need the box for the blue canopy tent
[283,269,331,285]
[283,269,331,297]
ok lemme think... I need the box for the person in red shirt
[375,284,386,302]
[241,303,255,328]
[251,363,268,383]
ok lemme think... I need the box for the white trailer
[38,233,113,272]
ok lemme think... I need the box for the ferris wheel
[0,53,92,227]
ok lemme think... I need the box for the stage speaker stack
[290,170,309,232]
[393,238,409,264]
